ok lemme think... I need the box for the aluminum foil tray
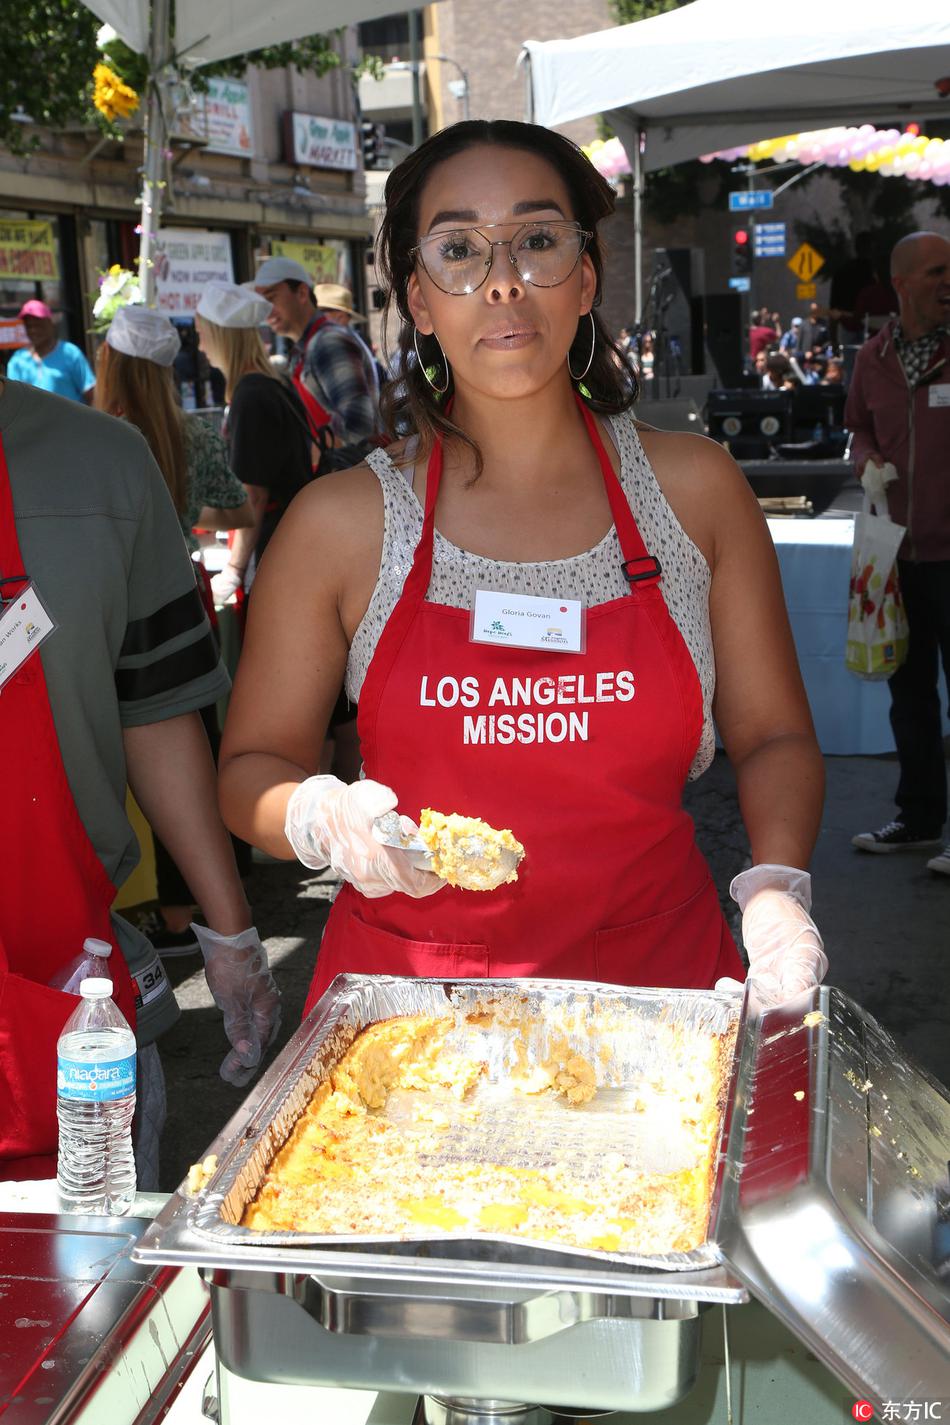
[180,975,741,1274]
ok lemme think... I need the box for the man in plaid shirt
[253,257,382,461]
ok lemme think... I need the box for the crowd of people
[0,117,946,1199]
[747,304,846,390]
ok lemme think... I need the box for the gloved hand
[716,863,828,1007]
[193,924,282,1087]
[210,563,244,605]
[284,775,444,899]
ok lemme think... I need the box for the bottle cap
[83,937,113,958]
[79,977,114,998]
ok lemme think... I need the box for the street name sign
[754,222,786,257]
[729,190,774,211]
[728,276,751,292]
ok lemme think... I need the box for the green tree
[0,0,349,153]
[610,0,686,19]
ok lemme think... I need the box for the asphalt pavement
[154,748,950,1193]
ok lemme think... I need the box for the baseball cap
[19,299,54,320]
[196,281,273,329]
[252,256,312,288]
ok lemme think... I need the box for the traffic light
[731,227,752,277]
[360,120,385,170]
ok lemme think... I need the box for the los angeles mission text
[419,671,635,745]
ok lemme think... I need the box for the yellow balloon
[849,158,866,172]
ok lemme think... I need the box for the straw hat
[315,283,365,322]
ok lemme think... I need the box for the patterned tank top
[346,410,715,780]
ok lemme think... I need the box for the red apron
[0,431,136,1178]
[291,316,333,446]
[304,399,743,1013]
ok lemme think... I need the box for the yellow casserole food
[242,1011,733,1257]
[418,809,524,891]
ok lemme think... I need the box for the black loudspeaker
[649,247,705,375]
[706,389,793,459]
[700,292,744,388]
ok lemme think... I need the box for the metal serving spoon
[372,810,523,890]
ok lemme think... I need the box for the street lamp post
[430,53,470,123]
[388,52,470,131]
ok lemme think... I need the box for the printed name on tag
[0,582,56,691]
[471,590,585,654]
[928,383,950,408]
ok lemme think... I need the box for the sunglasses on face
[412,220,592,296]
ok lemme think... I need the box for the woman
[219,120,826,1014]
[97,303,255,955]
[195,282,313,602]
[96,304,253,553]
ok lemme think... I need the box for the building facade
[0,36,373,399]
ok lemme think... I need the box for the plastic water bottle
[48,937,112,995]
[56,979,137,1216]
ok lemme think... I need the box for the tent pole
[139,0,171,305]
[633,125,644,327]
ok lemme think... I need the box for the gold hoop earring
[413,325,450,395]
[568,311,596,383]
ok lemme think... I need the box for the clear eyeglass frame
[411,220,593,295]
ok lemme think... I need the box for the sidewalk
[155,751,950,1192]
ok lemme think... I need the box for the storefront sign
[285,113,358,171]
[151,228,234,316]
[190,77,254,156]
[267,241,341,283]
[0,318,28,349]
[0,219,60,281]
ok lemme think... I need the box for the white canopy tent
[84,0,401,68]
[523,0,950,313]
[82,0,401,297]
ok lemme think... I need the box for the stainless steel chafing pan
[135,976,950,1416]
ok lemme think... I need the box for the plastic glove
[210,563,244,605]
[284,775,444,899]
[716,864,828,1008]
[194,924,282,1087]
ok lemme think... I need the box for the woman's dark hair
[377,119,637,467]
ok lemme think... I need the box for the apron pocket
[594,880,726,990]
[337,914,490,980]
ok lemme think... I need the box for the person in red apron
[251,256,383,467]
[0,433,137,1177]
[219,120,827,1014]
[0,380,281,1182]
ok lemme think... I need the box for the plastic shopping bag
[845,463,908,681]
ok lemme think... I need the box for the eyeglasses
[412,220,592,296]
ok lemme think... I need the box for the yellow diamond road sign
[788,243,824,281]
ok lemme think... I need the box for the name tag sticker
[470,590,585,654]
[928,384,950,408]
[0,582,57,692]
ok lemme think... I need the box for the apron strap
[574,396,662,589]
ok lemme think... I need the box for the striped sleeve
[116,454,230,726]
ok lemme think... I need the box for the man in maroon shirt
[848,232,950,872]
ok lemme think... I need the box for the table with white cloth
[767,516,950,755]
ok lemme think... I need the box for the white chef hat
[196,281,273,329]
[106,305,181,366]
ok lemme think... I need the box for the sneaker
[852,820,943,854]
[926,846,950,876]
[135,908,201,958]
